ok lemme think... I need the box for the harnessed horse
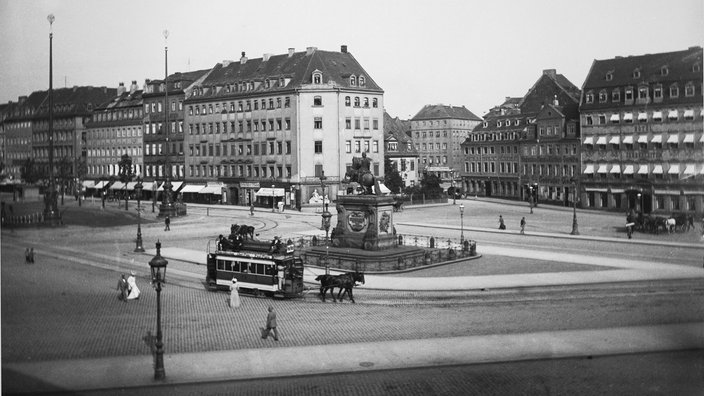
[315,271,366,303]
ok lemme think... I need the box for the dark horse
[315,271,365,303]
[230,224,255,240]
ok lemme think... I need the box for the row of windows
[143,100,183,115]
[585,82,697,104]
[421,156,447,165]
[583,163,700,177]
[32,131,73,143]
[344,117,379,130]
[189,141,292,157]
[414,119,476,128]
[89,146,142,158]
[468,132,522,142]
[386,141,414,152]
[216,260,276,275]
[584,108,699,125]
[188,118,291,134]
[583,133,700,149]
[96,108,145,122]
[414,142,448,151]
[90,126,144,140]
[483,119,522,128]
[189,97,291,115]
[32,146,73,159]
[88,164,143,178]
[415,130,450,139]
[144,122,184,135]
[343,96,378,108]
[189,164,292,179]
[343,140,379,154]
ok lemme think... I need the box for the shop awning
[199,184,224,194]
[683,134,694,143]
[638,112,648,121]
[668,164,680,174]
[637,135,648,143]
[125,182,138,191]
[684,109,694,119]
[652,111,663,121]
[623,113,633,121]
[651,135,662,143]
[109,181,125,190]
[610,164,621,173]
[610,114,620,122]
[82,180,96,188]
[623,165,634,175]
[583,136,594,145]
[637,165,649,174]
[668,109,678,120]
[652,165,663,174]
[94,181,108,189]
[157,181,183,192]
[666,134,679,144]
[597,164,608,174]
[180,184,205,193]
[622,136,634,144]
[583,165,595,174]
[609,136,620,145]
[684,164,696,175]
[596,136,607,145]
[144,181,161,191]
[255,187,285,197]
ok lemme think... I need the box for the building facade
[384,112,418,189]
[579,46,703,214]
[183,46,384,207]
[463,70,581,203]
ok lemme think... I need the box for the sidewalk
[4,322,703,394]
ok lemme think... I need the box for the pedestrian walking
[262,305,279,341]
[164,215,170,231]
[498,215,506,230]
[25,248,31,264]
[520,217,526,234]
[126,271,140,300]
[250,203,254,217]
[229,278,241,308]
[28,248,34,263]
[116,274,129,302]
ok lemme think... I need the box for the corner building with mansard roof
[579,46,703,215]
[182,46,384,208]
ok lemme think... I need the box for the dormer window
[661,66,669,76]
[350,75,357,86]
[625,87,634,102]
[515,119,520,126]
[265,80,270,88]
[633,68,641,79]
[605,71,613,81]
[670,84,679,98]
[483,121,488,128]
[359,76,366,86]
[585,91,594,104]
[612,89,621,102]
[685,82,695,97]
[598,90,607,103]
[312,70,322,84]
[693,63,701,72]
[497,121,502,127]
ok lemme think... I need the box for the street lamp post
[43,14,60,225]
[452,171,456,205]
[149,241,168,380]
[637,193,643,213]
[271,184,276,212]
[158,29,174,218]
[570,178,579,235]
[459,203,465,243]
[134,178,145,252]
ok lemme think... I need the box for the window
[670,84,679,98]
[585,92,594,104]
[372,98,378,108]
[314,117,323,129]
[313,71,322,84]
[612,89,620,102]
[313,96,322,106]
[350,76,357,86]
[345,96,351,106]
[654,85,663,100]
[354,97,360,107]
[314,141,323,154]
[633,69,641,79]
[625,87,634,101]
[345,118,351,129]
[359,76,365,86]
[598,90,607,103]
[373,119,378,130]
[638,86,648,100]
[354,118,360,130]
[345,141,351,153]
[284,97,290,108]
[363,98,369,108]
[606,71,613,81]
[685,83,695,97]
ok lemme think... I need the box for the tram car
[206,229,304,298]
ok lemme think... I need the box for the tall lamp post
[43,14,60,225]
[452,171,457,205]
[459,203,465,243]
[271,184,276,212]
[570,177,579,235]
[134,178,145,252]
[149,241,168,380]
[158,29,174,218]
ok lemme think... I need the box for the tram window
[231,262,240,272]
[224,261,232,272]
[265,265,276,275]
[256,264,266,274]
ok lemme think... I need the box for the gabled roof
[198,48,382,97]
[384,112,417,156]
[411,104,482,121]
[8,86,117,120]
[519,70,581,114]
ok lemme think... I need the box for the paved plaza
[2,198,704,394]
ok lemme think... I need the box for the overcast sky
[1,0,702,119]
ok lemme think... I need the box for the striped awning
[683,134,694,143]
[622,136,634,144]
[637,165,649,174]
[651,135,662,143]
[623,165,634,175]
[666,134,679,144]
[180,184,205,193]
[610,114,620,122]
[652,165,663,174]
[583,136,594,145]
[109,181,125,190]
[583,165,595,174]
[609,136,620,144]
[637,135,648,143]
[597,164,608,174]
[623,113,633,121]
[668,109,678,120]
[637,112,648,121]
[596,136,607,145]
[610,164,621,173]
[652,111,663,120]
[668,164,680,174]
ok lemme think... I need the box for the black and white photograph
[1,0,703,394]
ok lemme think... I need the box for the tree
[420,172,444,199]
[20,158,40,184]
[383,157,404,194]
[117,154,135,209]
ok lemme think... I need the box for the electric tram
[206,232,304,298]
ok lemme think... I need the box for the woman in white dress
[230,278,241,308]
[127,271,141,300]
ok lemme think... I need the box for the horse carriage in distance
[206,224,304,299]
[626,210,695,235]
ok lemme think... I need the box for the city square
[2,197,704,394]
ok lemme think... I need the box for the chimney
[542,69,556,77]
[117,82,126,95]
[240,51,247,64]
[306,47,317,55]
[288,47,295,57]
[222,59,233,67]
[341,45,348,53]
[130,80,138,93]
[18,96,27,104]
[263,53,272,61]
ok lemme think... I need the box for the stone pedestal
[332,194,396,251]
